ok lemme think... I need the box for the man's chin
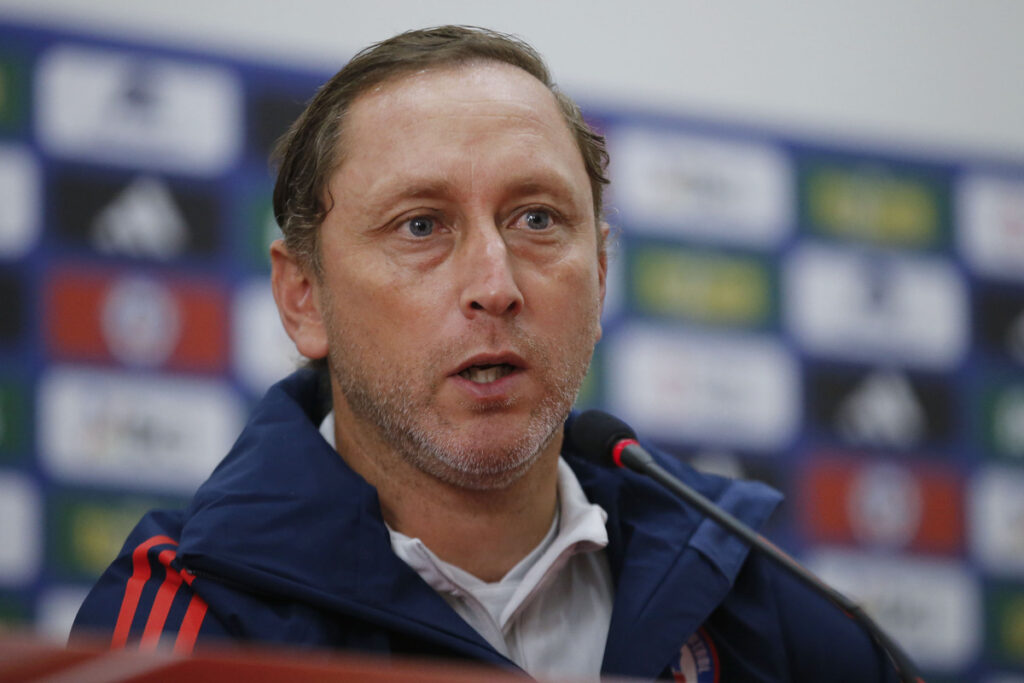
[404,421,562,491]
[427,456,538,492]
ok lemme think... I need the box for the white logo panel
[36,45,242,175]
[607,325,799,449]
[958,172,1024,282]
[784,243,967,369]
[0,144,40,258]
[807,550,980,671]
[608,126,792,247]
[0,471,42,586]
[39,366,245,493]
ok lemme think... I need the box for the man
[73,26,901,681]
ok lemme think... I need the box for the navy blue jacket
[73,370,899,681]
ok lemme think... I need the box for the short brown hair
[271,25,609,276]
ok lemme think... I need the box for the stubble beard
[324,314,597,491]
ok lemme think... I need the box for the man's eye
[522,210,551,231]
[405,216,435,237]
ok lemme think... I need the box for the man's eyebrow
[359,169,587,216]
[378,179,458,202]
[358,178,458,217]
[491,163,586,197]
[506,177,581,201]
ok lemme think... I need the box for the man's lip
[451,352,527,376]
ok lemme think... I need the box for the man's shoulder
[70,508,231,651]
[70,370,343,650]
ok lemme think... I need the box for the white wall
[1,0,1021,161]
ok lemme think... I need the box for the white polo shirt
[320,415,614,679]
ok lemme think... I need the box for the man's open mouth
[457,363,517,384]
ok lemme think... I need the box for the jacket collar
[178,370,781,674]
[562,414,782,677]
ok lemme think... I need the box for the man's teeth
[459,364,514,384]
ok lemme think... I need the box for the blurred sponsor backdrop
[0,7,1023,683]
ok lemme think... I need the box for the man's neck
[328,404,561,584]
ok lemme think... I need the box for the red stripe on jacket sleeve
[139,548,184,651]
[110,535,179,649]
[173,594,209,655]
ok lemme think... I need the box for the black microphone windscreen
[569,410,638,467]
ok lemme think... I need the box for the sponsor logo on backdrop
[0,270,25,347]
[806,365,954,450]
[51,168,220,260]
[975,285,1024,368]
[971,467,1024,577]
[847,462,922,547]
[0,471,41,586]
[958,172,1024,282]
[608,125,792,247]
[807,550,980,671]
[92,177,188,259]
[798,454,963,553]
[36,44,241,175]
[835,371,925,449]
[784,243,968,369]
[233,278,301,394]
[985,584,1024,666]
[46,267,229,372]
[0,145,40,258]
[101,276,182,367]
[49,490,183,578]
[629,243,773,328]
[606,325,798,450]
[799,157,948,249]
[38,366,245,493]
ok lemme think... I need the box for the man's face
[312,61,607,489]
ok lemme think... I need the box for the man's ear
[595,221,611,342]
[597,221,610,300]
[270,239,329,361]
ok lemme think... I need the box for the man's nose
[458,227,524,318]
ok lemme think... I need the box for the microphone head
[568,409,638,467]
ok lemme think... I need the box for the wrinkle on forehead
[330,61,590,208]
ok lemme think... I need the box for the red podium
[0,634,536,682]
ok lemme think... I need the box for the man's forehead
[359,60,557,110]
[329,61,589,201]
[341,62,571,150]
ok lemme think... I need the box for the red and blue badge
[671,628,720,683]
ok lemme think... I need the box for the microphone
[569,409,924,683]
